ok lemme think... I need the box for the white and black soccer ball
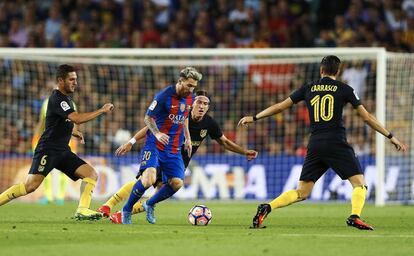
[188,205,212,226]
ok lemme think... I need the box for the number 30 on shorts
[142,151,151,161]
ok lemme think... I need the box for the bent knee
[141,169,157,187]
[24,182,40,193]
[75,164,98,180]
[169,179,183,191]
[85,169,98,181]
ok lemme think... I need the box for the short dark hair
[56,64,75,81]
[320,55,341,76]
[195,90,211,103]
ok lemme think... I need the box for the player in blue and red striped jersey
[120,67,202,225]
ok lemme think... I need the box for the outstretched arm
[183,118,192,157]
[115,127,149,156]
[238,97,294,126]
[356,105,407,151]
[68,103,114,124]
[215,135,258,160]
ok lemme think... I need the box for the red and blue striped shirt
[145,84,194,154]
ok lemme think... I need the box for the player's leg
[72,163,103,220]
[346,174,373,230]
[251,145,326,228]
[56,151,101,220]
[0,174,44,206]
[270,180,313,209]
[132,169,163,214]
[109,177,162,224]
[1,150,54,206]
[119,167,156,224]
[251,181,313,228]
[324,141,372,230]
[98,180,135,217]
[143,153,185,224]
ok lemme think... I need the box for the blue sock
[123,180,146,212]
[146,184,176,206]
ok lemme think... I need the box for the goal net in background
[0,48,411,205]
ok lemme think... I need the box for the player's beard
[64,82,75,94]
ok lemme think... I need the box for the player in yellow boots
[33,98,78,205]
[0,64,114,221]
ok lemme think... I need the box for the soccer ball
[188,205,212,226]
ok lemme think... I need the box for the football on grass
[188,205,212,226]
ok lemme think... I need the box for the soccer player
[115,67,201,225]
[0,64,114,220]
[97,90,258,222]
[238,55,407,230]
[32,97,78,205]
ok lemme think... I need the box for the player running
[239,55,407,230]
[112,67,200,225]
[0,64,114,220]
[98,90,258,223]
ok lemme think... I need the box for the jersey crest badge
[38,166,45,172]
[60,101,71,111]
[180,103,186,112]
[200,129,207,138]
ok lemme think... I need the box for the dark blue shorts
[138,146,185,183]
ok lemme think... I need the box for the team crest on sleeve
[149,100,157,110]
[353,90,360,100]
[60,101,71,111]
[180,103,186,112]
[200,129,207,138]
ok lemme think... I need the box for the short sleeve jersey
[289,77,361,138]
[36,89,76,151]
[145,84,194,154]
[181,114,223,167]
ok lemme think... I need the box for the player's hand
[72,130,85,144]
[184,139,192,157]
[155,132,169,145]
[238,116,254,127]
[390,137,407,152]
[245,150,258,161]
[101,103,114,113]
[115,142,133,156]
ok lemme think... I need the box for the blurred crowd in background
[0,0,414,52]
[2,0,411,156]
[0,59,379,157]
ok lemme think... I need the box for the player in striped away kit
[119,67,202,225]
[239,55,407,230]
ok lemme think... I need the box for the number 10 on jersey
[310,94,334,122]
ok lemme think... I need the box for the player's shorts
[300,138,363,182]
[138,146,185,183]
[29,149,86,181]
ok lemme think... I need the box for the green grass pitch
[0,201,413,256]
